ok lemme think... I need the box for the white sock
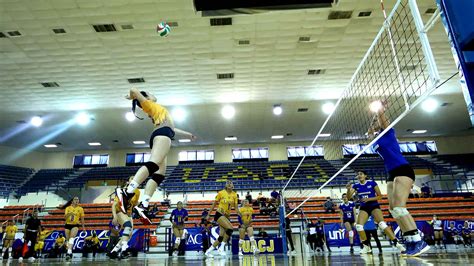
[121,241,129,252]
[126,181,139,194]
[412,233,422,242]
[142,195,151,208]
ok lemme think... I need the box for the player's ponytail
[60,198,74,210]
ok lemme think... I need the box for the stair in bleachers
[17,168,78,196]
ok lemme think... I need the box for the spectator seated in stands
[410,184,421,198]
[82,232,100,258]
[421,183,432,198]
[245,191,253,204]
[257,228,268,238]
[323,197,335,213]
[267,201,277,217]
[257,192,267,206]
[149,204,158,219]
[462,221,473,247]
[446,221,463,247]
[270,189,280,203]
[48,234,66,258]
[200,209,209,226]
[162,193,171,207]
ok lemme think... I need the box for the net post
[279,196,288,254]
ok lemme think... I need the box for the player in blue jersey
[347,171,404,254]
[339,193,356,253]
[367,104,429,257]
[170,201,188,257]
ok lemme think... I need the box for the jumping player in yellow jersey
[34,228,51,258]
[2,220,17,260]
[238,200,258,256]
[117,88,196,225]
[64,196,85,261]
[109,176,141,260]
[205,180,240,258]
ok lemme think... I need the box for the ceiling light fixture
[322,102,335,115]
[271,135,284,139]
[133,141,146,144]
[318,133,331,137]
[273,105,283,116]
[369,100,383,113]
[172,108,187,122]
[125,111,136,122]
[421,98,439,113]
[30,116,43,127]
[179,139,191,143]
[221,105,235,119]
[225,136,237,141]
[44,144,57,148]
[75,112,91,126]
[412,130,427,134]
[88,142,101,146]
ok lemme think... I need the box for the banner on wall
[41,229,145,252]
[231,237,283,255]
[324,223,360,247]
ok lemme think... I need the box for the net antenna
[283,0,440,217]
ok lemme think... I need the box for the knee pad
[151,173,165,185]
[389,207,409,219]
[217,236,224,242]
[249,237,255,242]
[144,161,159,175]
[348,231,354,238]
[226,229,233,237]
[355,224,364,232]
[239,239,244,245]
[378,221,388,230]
[123,221,133,236]
[68,238,75,245]
[174,237,181,245]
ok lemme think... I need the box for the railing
[427,176,474,194]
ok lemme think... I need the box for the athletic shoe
[395,242,406,253]
[401,242,414,257]
[406,241,430,257]
[134,203,152,225]
[173,251,179,257]
[238,250,243,256]
[204,248,214,258]
[291,250,297,255]
[28,257,36,262]
[116,188,134,214]
[18,257,23,263]
[107,251,118,259]
[360,245,372,254]
[253,247,260,255]
[350,247,354,254]
[119,251,131,260]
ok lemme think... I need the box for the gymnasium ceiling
[0,0,471,152]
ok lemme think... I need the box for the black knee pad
[144,161,159,175]
[226,229,233,237]
[217,236,224,242]
[151,173,165,186]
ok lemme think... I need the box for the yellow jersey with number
[215,189,238,216]
[65,206,84,225]
[239,206,254,225]
[5,225,17,239]
[114,189,140,215]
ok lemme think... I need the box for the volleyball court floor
[7,249,472,265]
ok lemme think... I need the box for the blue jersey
[364,216,376,230]
[171,208,188,225]
[316,222,324,234]
[339,201,355,221]
[373,128,408,171]
[352,180,379,207]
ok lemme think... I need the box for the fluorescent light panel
[318,133,331,137]
[88,142,101,146]
[271,135,284,139]
[179,139,191,143]
[133,141,146,144]
[412,130,427,134]
[225,136,237,141]
[44,144,57,148]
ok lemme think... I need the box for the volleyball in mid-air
[157,22,171,37]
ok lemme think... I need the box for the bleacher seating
[435,154,474,173]
[162,159,347,192]
[65,166,140,188]
[0,205,43,223]
[40,202,169,231]
[0,165,34,198]
[18,168,76,196]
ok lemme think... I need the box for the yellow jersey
[65,206,85,225]
[85,235,99,245]
[38,230,51,241]
[55,236,65,246]
[114,189,140,215]
[239,206,254,225]
[215,189,238,216]
[141,100,174,127]
[5,225,17,239]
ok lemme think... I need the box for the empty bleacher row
[1,154,473,198]
[435,154,474,173]
[0,165,34,198]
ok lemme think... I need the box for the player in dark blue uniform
[461,221,472,247]
[347,171,403,254]
[339,193,356,253]
[368,104,429,257]
[170,201,188,257]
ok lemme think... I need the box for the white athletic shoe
[172,251,178,257]
[205,248,214,258]
[238,250,243,256]
[291,250,297,255]
[18,257,23,263]
[253,247,260,255]
[28,257,35,262]
[396,242,406,252]
[360,245,372,254]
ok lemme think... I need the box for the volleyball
[157,22,171,37]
